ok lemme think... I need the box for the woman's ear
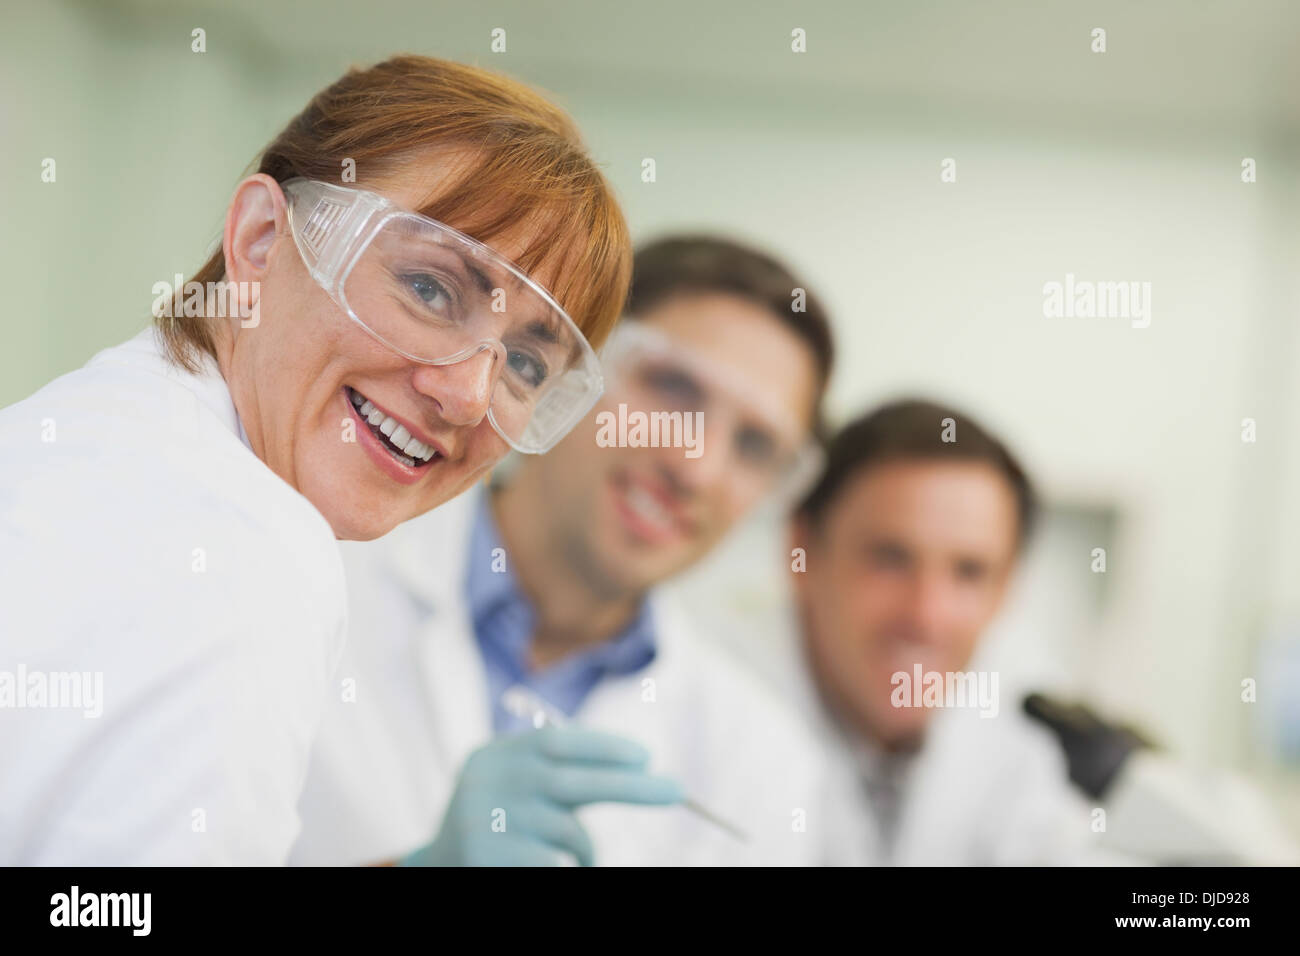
[223,174,288,285]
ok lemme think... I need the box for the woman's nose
[412,347,499,428]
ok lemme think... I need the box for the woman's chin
[321,480,464,541]
[304,480,405,542]
[302,444,493,539]
[322,508,394,542]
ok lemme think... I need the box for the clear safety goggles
[283,178,603,455]
[600,321,825,501]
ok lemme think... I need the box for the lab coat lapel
[579,656,674,763]
[891,707,983,864]
[570,595,691,865]
[576,591,678,758]
[386,484,493,778]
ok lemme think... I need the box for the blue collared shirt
[465,492,658,733]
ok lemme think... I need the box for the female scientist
[0,55,631,864]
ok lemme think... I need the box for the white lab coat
[813,677,1292,866]
[291,484,827,866]
[779,638,1108,866]
[0,328,347,864]
[821,705,1105,865]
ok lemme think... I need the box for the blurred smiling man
[790,399,1096,865]
[291,236,837,866]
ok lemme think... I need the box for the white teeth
[350,389,437,463]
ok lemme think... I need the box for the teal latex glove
[400,726,684,867]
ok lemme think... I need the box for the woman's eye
[507,349,548,389]
[404,273,452,311]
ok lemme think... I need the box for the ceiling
[82,0,1300,143]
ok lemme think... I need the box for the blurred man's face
[523,292,819,595]
[793,459,1020,749]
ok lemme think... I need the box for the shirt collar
[465,491,657,677]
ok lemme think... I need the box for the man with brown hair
[790,399,1096,865]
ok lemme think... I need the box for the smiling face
[514,292,820,595]
[215,163,568,540]
[792,459,1021,749]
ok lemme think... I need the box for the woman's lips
[348,387,446,460]
[343,387,440,486]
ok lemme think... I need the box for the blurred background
[3,0,1299,829]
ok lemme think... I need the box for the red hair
[159,54,631,370]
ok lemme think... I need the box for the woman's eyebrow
[521,317,561,345]
[465,261,494,295]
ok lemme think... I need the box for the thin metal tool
[680,797,750,843]
[501,686,750,844]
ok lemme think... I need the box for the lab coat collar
[89,327,254,454]
[362,483,492,780]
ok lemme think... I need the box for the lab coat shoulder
[0,334,347,864]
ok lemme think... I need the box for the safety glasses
[283,178,603,454]
[600,321,825,501]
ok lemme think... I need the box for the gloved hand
[401,726,684,866]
